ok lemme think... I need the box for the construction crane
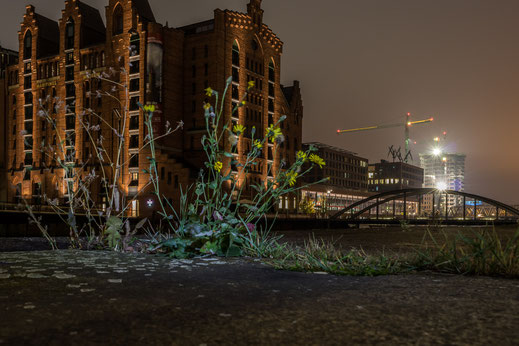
[337,113,433,162]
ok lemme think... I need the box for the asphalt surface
[1,250,519,345]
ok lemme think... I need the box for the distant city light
[432,148,442,156]
[436,181,448,191]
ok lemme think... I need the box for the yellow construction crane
[337,113,434,162]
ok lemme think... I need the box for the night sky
[1,0,518,204]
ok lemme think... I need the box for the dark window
[24,106,33,120]
[24,76,31,89]
[66,52,74,65]
[129,135,139,149]
[130,60,140,74]
[113,5,124,35]
[65,66,74,81]
[24,136,32,150]
[130,33,140,56]
[129,155,139,168]
[269,60,275,81]
[24,153,33,166]
[191,47,196,60]
[192,100,196,113]
[66,115,75,130]
[268,83,274,97]
[204,45,209,58]
[174,175,179,188]
[23,31,32,60]
[65,19,75,50]
[167,172,172,185]
[232,84,238,100]
[129,116,139,130]
[130,96,139,111]
[129,78,140,92]
[66,99,75,114]
[25,121,33,134]
[24,92,32,104]
[161,167,165,180]
[232,67,239,83]
[268,98,274,112]
[192,83,196,95]
[204,63,208,76]
[66,83,75,98]
[232,41,240,66]
[24,62,31,74]
[192,65,196,78]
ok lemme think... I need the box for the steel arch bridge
[330,188,519,223]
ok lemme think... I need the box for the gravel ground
[1,250,519,345]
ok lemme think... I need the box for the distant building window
[130,33,140,56]
[268,59,275,82]
[24,31,32,60]
[113,5,124,35]
[232,41,240,66]
[65,19,75,50]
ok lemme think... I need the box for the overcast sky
[1,0,518,204]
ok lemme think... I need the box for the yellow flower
[233,124,246,135]
[214,161,223,173]
[205,87,214,97]
[247,80,255,90]
[286,171,298,187]
[265,124,282,143]
[296,151,307,162]
[240,100,246,107]
[143,104,156,113]
[253,140,263,150]
[203,103,211,110]
[309,154,326,168]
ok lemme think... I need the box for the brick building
[368,160,424,193]
[0,47,19,203]
[3,0,302,216]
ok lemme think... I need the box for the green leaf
[200,241,218,255]
[223,152,234,157]
[226,245,242,257]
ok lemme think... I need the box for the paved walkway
[1,250,518,345]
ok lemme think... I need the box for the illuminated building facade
[368,160,424,193]
[3,0,302,216]
[419,152,466,210]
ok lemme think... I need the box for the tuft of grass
[267,236,405,276]
[408,226,519,278]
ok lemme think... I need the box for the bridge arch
[330,188,519,221]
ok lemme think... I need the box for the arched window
[23,31,32,60]
[113,5,123,35]
[65,18,74,50]
[232,40,240,66]
[268,59,275,82]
